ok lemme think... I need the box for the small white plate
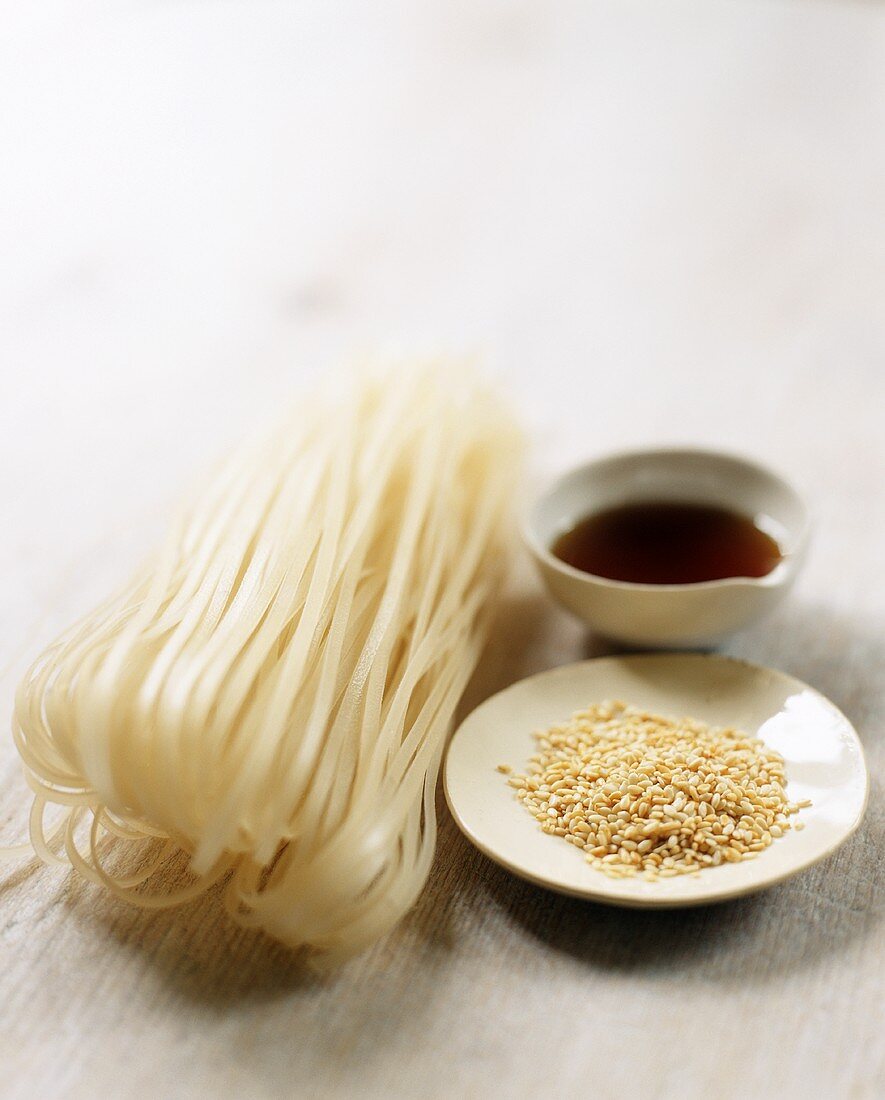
[444,654,868,907]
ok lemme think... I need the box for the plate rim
[444,652,870,908]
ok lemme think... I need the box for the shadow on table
[455,587,573,724]
[448,792,883,982]
[53,860,322,1002]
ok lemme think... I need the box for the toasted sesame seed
[502,700,810,881]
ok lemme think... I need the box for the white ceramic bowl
[524,447,811,647]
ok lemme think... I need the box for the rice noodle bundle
[8,363,520,959]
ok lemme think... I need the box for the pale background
[1,1,883,1097]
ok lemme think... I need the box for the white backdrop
[1,2,883,1097]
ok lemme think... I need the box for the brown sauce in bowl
[551,501,783,585]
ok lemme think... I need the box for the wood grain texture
[1,1,884,1097]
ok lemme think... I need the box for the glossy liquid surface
[551,500,783,584]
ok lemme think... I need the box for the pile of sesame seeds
[501,701,810,879]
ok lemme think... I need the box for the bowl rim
[522,444,812,593]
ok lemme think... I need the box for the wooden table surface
[1,2,883,1097]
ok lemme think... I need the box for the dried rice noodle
[5,363,521,960]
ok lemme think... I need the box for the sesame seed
[502,700,810,881]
